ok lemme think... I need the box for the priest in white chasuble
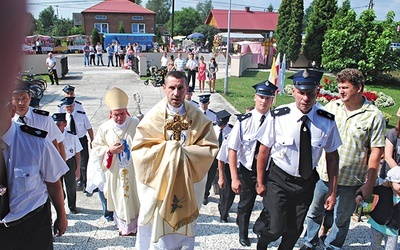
[89,87,140,236]
[132,71,219,250]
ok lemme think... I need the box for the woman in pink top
[197,56,207,93]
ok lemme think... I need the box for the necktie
[252,115,266,173]
[204,111,207,115]
[218,128,223,147]
[0,141,10,220]
[254,115,265,156]
[70,114,76,133]
[299,115,313,179]
[17,116,26,124]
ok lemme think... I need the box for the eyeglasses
[12,97,29,103]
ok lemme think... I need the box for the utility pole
[368,0,374,9]
[55,5,59,17]
[223,0,231,95]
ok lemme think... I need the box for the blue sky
[27,0,399,21]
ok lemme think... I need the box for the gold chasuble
[132,98,218,241]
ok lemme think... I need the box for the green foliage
[303,2,314,32]
[196,0,213,23]
[118,21,125,33]
[267,4,274,12]
[276,0,304,63]
[52,18,73,36]
[37,6,57,34]
[322,5,400,83]
[91,28,100,46]
[146,0,171,24]
[166,7,202,36]
[193,25,219,44]
[303,0,337,67]
[70,26,85,35]
[287,0,304,63]
[276,0,292,58]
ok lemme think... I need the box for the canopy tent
[219,33,264,40]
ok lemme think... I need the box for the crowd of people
[2,19,400,248]
[159,51,219,93]
[82,41,142,70]
[3,66,400,250]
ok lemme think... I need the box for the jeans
[84,54,89,66]
[107,55,114,67]
[303,180,360,249]
[98,190,113,221]
[97,54,104,66]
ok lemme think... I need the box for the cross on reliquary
[165,114,189,141]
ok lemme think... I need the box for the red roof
[206,9,278,31]
[82,0,155,14]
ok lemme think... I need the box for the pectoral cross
[165,114,189,141]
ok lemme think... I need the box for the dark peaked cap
[216,110,231,125]
[13,81,31,93]
[252,80,278,97]
[198,93,211,103]
[52,113,66,122]
[63,85,75,93]
[61,97,75,106]
[289,69,323,90]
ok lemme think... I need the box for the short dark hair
[165,71,187,85]
[336,68,365,91]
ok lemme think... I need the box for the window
[132,16,143,21]
[94,23,109,33]
[132,23,145,33]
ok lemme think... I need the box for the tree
[276,0,303,63]
[303,1,314,31]
[52,18,73,36]
[193,24,219,44]
[196,0,213,23]
[135,0,142,5]
[303,0,337,67]
[37,6,57,35]
[26,12,37,36]
[91,28,100,46]
[267,4,274,12]
[166,7,202,36]
[322,2,400,83]
[118,21,125,33]
[70,26,85,35]
[146,0,171,25]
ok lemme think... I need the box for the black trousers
[0,201,52,249]
[89,54,96,65]
[237,164,258,239]
[218,163,236,220]
[49,69,58,84]
[79,135,89,188]
[187,69,197,90]
[63,156,77,210]
[257,161,319,250]
[204,158,218,198]
[115,54,120,67]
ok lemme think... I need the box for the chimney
[245,7,250,12]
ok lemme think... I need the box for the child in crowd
[356,166,400,249]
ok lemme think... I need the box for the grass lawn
[215,70,400,129]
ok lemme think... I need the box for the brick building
[82,0,156,36]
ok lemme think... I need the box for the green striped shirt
[317,98,386,186]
